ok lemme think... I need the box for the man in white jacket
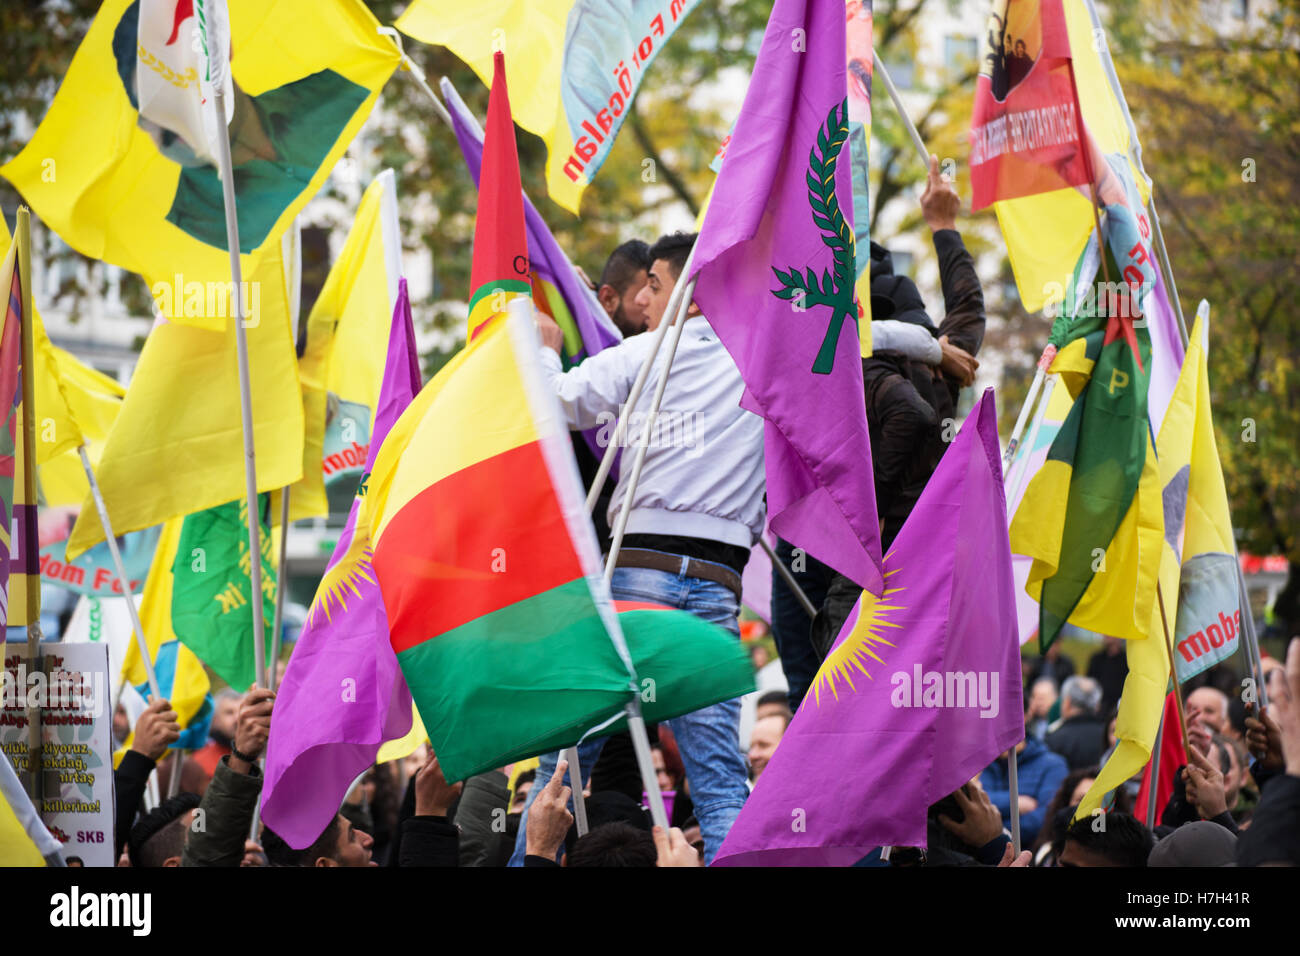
[508,233,946,864]
[509,232,763,864]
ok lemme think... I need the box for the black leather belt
[615,548,743,601]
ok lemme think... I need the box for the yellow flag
[1074,312,1215,819]
[64,244,303,560]
[0,217,128,507]
[398,0,701,214]
[0,0,399,330]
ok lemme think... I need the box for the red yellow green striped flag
[365,309,633,782]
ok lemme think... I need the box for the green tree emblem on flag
[771,98,858,375]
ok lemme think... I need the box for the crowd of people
[106,159,1300,869]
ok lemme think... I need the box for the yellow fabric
[1060,431,1163,641]
[65,245,303,560]
[400,0,671,214]
[288,175,400,525]
[1074,314,1212,818]
[1011,337,1164,642]
[0,0,398,331]
[1,217,127,507]
[991,0,1153,312]
[2,219,36,627]
[376,703,428,763]
[1181,317,1235,561]
[467,287,530,343]
[315,178,392,415]
[122,517,211,729]
[0,794,46,866]
[370,319,537,544]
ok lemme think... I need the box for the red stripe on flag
[613,600,673,614]
[375,440,585,654]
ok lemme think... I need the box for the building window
[944,35,978,76]
[891,250,914,279]
[880,54,913,91]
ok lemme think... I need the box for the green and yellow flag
[1,0,399,330]
[171,494,276,692]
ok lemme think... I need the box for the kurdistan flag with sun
[715,391,1025,867]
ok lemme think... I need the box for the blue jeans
[770,536,834,710]
[509,559,748,866]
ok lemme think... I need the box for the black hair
[128,792,201,868]
[262,815,341,867]
[647,232,697,280]
[1063,811,1154,867]
[599,239,651,294]
[567,822,657,867]
[756,689,789,709]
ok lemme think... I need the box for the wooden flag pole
[1146,710,1164,829]
[203,5,268,690]
[1156,581,1193,757]
[15,208,43,802]
[77,445,162,699]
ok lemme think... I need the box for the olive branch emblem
[771,98,857,375]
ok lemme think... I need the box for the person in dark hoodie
[809,155,985,659]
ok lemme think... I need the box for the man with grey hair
[1045,675,1107,770]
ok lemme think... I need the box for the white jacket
[537,316,941,550]
[539,315,766,549]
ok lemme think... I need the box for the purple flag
[691,0,882,596]
[714,390,1024,866]
[261,280,422,849]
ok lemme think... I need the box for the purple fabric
[740,530,773,625]
[260,280,421,849]
[689,0,882,596]
[714,391,1025,865]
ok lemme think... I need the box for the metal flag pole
[1146,193,1190,345]
[77,446,162,699]
[1004,376,1058,512]
[602,278,696,585]
[376,26,454,128]
[587,247,697,515]
[202,2,267,689]
[1008,745,1021,855]
[872,50,930,167]
[761,538,817,620]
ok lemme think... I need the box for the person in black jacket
[1044,676,1108,770]
[113,696,180,862]
[810,155,985,658]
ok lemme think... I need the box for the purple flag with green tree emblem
[713,391,1024,865]
[690,0,882,595]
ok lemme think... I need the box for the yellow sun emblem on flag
[307,529,377,627]
[812,564,905,706]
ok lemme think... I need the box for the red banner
[969,0,1089,210]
